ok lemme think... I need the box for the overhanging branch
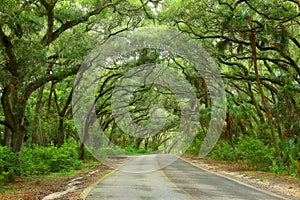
[24,65,80,101]
[42,1,116,45]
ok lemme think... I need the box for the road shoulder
[181,155,300,200]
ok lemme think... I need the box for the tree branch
[1,85,17,132]
[24,65,80,101]
[0,120,12,130]
[256,43,300,75]
[221,74,285,86]
[0,25,17,76]
[176,20,250,46]
[39,0,57,44]
[42,1,115,45]
[290,36,300,49]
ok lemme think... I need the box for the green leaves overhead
[0,0,299,178]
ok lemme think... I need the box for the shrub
[210,137,275,170]
[1,143,83,180]
[49,143,83,172]
[0,146,16,183]
[269,137,300,176]
[210,141,235,161]
[235,136,275,170]
[96,147,126,158]
[124,146,150,154]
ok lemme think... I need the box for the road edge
[179,156,289,200]
[80,158,131,199]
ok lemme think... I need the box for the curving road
[87,154,284,200]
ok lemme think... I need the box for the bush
[269,137,300,176]
[124,146,150,154]
[235,136,275,170]
[210,141,235,161]
[18,147,51,175]
[185,131,204,155]
[96,147,125,159]
[0,146,16,183]
[210,137,275,170]
[0,143,83,181]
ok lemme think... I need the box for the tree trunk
[3,127,12,147]
[144,137,149,150]
[79,143,85,160]
[224,113,233,146]
[202,79,210,108]
[151,136,157,151]
[11,129,25,152]
[1,84,28,152]
[32,86,44,145]
[57,117,64,147]
[54,88,73,147]
[134,138,143,149]
[247,83,265,123]
[248,16,278,148]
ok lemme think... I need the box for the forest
[0,0,300,184]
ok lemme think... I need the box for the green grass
[44,170,77,178]
[0,185,18,194]
[83,160,101,168]
[104,171,111,175]
[45,160,102,178]
[259,176,272,181]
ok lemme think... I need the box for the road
[87,154,284,200]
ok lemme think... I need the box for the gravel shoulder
[181,155,300,200]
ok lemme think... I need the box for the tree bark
[32,86,44,145]
[79,143,85,160]
[57,117,64,147]
[3,127,12,147]
[1,84,28,152]
[134,138,143,149]
[54,88,73,147]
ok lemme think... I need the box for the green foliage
[95,145,153,157]
[0,0,299,180]
[0,144,83,183]
[96,147,126,159]
[161,0,299,178]
[235,137,275,170]
[210,141,235,162]
[269,137,300,176]
[185,130,205,155]
[124,147,150,154]
[0,146,16,183]
[210,137,275,170]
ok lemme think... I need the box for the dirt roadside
[0,158,127,200]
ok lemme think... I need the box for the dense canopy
[0,0,299,181]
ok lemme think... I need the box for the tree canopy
[0,0,299,179]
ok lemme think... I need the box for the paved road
[87,154,284,200]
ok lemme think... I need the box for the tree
[159,0,300,168]
[0,0,151,152]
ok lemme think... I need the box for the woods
[0,0,299,183]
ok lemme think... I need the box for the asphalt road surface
[87,154,284,200]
